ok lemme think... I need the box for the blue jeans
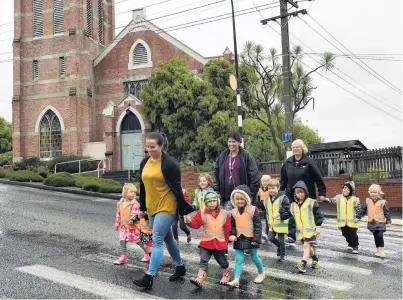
[234,249,264,278]
[147,212,183,276]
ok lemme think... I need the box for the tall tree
[0,117,12,153]
[240,42,334,160]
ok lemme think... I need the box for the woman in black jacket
[133,132,194,289]
[280,139,326,245]
[213,131,260,211]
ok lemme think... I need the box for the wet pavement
[0,183,402,299]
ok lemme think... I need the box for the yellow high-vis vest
[290,198,316,240]
[264,195,289,234]
[336,195,360,228]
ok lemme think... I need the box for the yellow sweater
[141,158,177,216]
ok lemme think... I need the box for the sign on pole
[281,133,291,143]
[229,74,237,91]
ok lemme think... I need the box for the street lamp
[230,0,244,147]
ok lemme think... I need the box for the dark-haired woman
[213,131,260,211]
[133,132,194,288]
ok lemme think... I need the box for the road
[0,183,402,299]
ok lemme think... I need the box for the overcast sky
[0,0,401,149]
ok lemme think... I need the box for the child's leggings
[119,240,146,255]
[373,230,384,247]
[234,249,264,278]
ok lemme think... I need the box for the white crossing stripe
[317,240,398,255]
[178,236,390,264]
[177,237,372,275]
[320,228,403,243]
[16,264,164,299]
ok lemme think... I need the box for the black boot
[169,265,186,281]
[133,273,153,288]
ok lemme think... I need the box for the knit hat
[204,190,220,205]
[342,181,355,196]
[231,184,252,207]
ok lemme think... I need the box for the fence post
[79,160,81,174]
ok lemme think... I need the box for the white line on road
[319,228,403,244]
[318,240,398,255]
[16,264,164,299]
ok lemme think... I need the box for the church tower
[12,0,115,160]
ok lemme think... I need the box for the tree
[0,117,12,153]
[240,42,334,160]
[244,112,322,164]
[141,58,211,160]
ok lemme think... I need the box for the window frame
[128,39,153,70]
[33,60,39,81]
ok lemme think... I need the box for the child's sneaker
[187,233,192,243]
[114,255,128,265]
[141,252,150,262]
[227,278,240,288]
[219,268,230,285]
[310,260,320,269]
[347,245,353,250]
[379,252,386,258]
[254,273,265,284]
[297,261,306,273]
[278,255,286,262]
[375,252,381,257]
[352,247,359,254]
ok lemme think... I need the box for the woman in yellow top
[133,132,194,289]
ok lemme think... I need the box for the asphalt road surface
[0,183,402,299]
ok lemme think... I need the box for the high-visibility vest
[231,206,255,238]
[259,190,270,202]
[119,202,139,230]
[264,195,289,234]
[366,198,386,223]
[200,209,227,242]
[336,195,359,228]
[290,198,316,240]
[140,218,153,234]
[195,189,206,210]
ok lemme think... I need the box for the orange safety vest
[140,218,153,234]
[259,190,270,202]
[232,206,255,238]
[200,209,227,242]
[119,202,139,230]
[366,198,386,223]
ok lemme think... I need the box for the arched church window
[133,43,148,66]
[39,110,62,158]
[121,110,142,132]
[128,40,153,69]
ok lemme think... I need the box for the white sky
[0,0,402,149]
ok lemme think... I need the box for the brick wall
[181,169,403,208]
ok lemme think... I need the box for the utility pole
[260,0,306,158]
[230,0,244,147]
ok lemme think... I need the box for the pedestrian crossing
[11,222,402,299]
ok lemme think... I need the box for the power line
[302,15,402,95]
[262,20,402,118]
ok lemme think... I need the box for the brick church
[12,0,233,170]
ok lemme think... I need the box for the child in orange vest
[356,184,391,258]
[256,174,271,242]
[184,190,231,288]
[139,214,153,262]
[114,183,150,265]
[227,185,264,288]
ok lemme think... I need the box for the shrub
[6,170,44,182]
[195,160,214,173]
[44,172,76,187]
[185,187,196,200]
[48,155,97,174]
[0,151,12,166]
[99,179,123,193]
[354,168,388,183]
[79,177,122,193]
[82,181,101,192]
[74,175,99,188]
[26,165,51,178]
[133,181,141,194]
[0,169,9,178]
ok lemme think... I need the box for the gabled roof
[308,140,368,153]
[94,8,207,67]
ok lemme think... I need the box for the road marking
[178,236,391,264]
[320,224,403,237]
[16,264,164,299]
[320,228,403,243]
[317,240,398,255]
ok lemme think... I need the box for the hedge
[0,169,9,178]
[0,151,12,166]
[74,176,99,188]
[44,172,76,187]
[78,176,122,194]
[48,155,97,174]
[6,170,44,182]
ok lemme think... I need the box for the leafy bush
[26,165,51,178]
[184,187,196,200]
[6,170,44,182]
[133,181,141,194]
[80,176,122,193]
[354,168,388,183]
[10,157,45,171]
[44,172,76,187]
[195,160,214,173]
[48,155,97,174]
[0,151,12,166]
[0,169,9,178]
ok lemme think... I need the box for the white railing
[97,158,110,178]
[54,158,110,177]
